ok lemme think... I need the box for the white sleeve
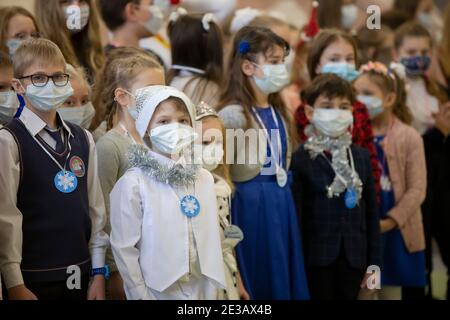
[85,129,109,269]
[110,170,156,300]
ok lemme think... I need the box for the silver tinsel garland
[304,125,363,202]
[127,144,200,188]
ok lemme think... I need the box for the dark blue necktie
[45,128,64,153]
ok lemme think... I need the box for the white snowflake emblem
[380,175,392,192]
[55,171,77,193]
[180,195,200,217]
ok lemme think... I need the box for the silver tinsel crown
[195,101,218,121]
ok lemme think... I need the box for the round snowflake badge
[54,170,78,193]
[180,195,201,218]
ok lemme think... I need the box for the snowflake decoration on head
[180,195,201,218]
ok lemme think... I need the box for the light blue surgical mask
[357,95,384,119]
[320,62,359,82]
[253,63,290,94]
[6,39,25,57]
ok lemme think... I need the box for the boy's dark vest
[2,119,92,283]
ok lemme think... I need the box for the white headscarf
[134,85,196,138]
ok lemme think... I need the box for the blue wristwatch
[91,265,110,279]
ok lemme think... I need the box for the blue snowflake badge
[180,195,201,218]
[54,170,78,193]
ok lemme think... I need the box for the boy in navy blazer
[291,74,382,300]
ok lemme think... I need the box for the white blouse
[110,150,226,300]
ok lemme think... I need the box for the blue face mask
[320,62,359,82]
[400,55,431,76]
[357,95,384,119]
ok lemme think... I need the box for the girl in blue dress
[354,62,427,300]
[217,26,309,300]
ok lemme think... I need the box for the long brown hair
[167,14,224,102]
[90,47,162,131]
[307,28,359,80]
[0,6,40,54]
[34,0,105,79]
[218,26,295,141]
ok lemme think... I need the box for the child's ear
[385,92,397,109]
[304,104,314,122]
[114,88,131,108]
[11,79,25,95]
[124,2,138,22]
[241,60,256,77]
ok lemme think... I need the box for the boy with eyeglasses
[0,38,109,300]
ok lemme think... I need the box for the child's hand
[237,273,250,300]
[7,285,38,300]
[109,271,126,300]
[87,275,106,300]
[379,218,397,233]
[433,102,450,137]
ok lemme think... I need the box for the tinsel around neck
[304,125,363,202]
[127,144,200,188]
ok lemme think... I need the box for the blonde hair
[90,48,163,131]
[67,63,91,95]
[201,115,234,192]
[0,6,39,54]
[34,0,105,77]
[13,38,66,78]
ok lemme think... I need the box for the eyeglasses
[19,73,70,87]
[13,32,43,41]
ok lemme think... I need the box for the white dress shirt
[0,107,109,289]
[110,150,226,300]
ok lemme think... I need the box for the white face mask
[253,63,290,94]
[154,0,172,17]
[23,81,74,113]
[0,91,20,117]
[418,12,433,30]
[341,4,358,29]
[312,108,354,138]
[143,5,164,35]
[197,142,224,172]
[58,102,95,128]
[149,122,198,155]
[65,4,90,33]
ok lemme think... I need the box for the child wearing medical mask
[393,22,448,135]
[99,0,164,53]
[1,38,109,300]
[291,73,381,300]
[110,86,226,300]
[0,51,19,126]
[0,6,41,57]
[217,26,309,300]
[194,102,249,300]
[34,0,105,81]
[295,28,381,202]
[58,64,95,129]
[354,62,427,300]
[95,50,164,300]
[167,11,224,107]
